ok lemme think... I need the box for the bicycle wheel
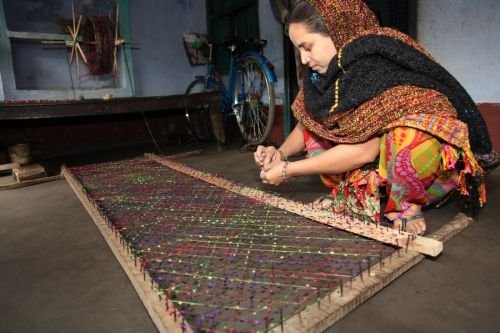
[185,79,215,141]
[233,55,275,145]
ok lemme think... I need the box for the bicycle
[184,37,277,146]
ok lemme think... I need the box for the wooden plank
[12,163,46,182]
[0,174,63,191]
[0,93,220,119]
[7,31,69,41]
[428,213,473,244]
[164,149,203,160]
[0,162,19,172]
[273,213,472,333]
[145,153,443,257]
[0,92,225,144]
[62,167,189,333]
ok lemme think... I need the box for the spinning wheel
[81,5,125,76]
[42,2,128,79]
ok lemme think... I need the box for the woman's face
[289,22,337,75]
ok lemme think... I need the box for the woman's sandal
[396,215,427,236]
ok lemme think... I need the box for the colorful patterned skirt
[303,127,459,223]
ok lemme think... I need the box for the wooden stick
[76,14,83,39]
[72,1,76,34]
[76,49,80,80]
[113,5,120,74]
[145,153,443,257]
[67,25,76,64]
[0,174,63,191]
[41,40,67,45]
[427,213,473,243]
[76,42,88,64]
[162,150,203,160]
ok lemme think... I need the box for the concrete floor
[1,141,499,333]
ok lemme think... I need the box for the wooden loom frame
[62,153,473,333]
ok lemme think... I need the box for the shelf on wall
[7,31,71,41]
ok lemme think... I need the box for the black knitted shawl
[303,34,499,172]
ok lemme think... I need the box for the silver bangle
[282,161,289,183]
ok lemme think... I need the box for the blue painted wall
[4,0,497,103]
[1,0,284,99]
[129,0,208,96]
[128,0,285,98]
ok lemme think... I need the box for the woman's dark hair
[289,1,329,36]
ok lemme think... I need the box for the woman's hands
[254,146,283,171]
[255,145,288,185]
[254,135,381,186]
[254,123,306,186]
[259,160,287,185]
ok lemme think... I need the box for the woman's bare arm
[259,136,380,185]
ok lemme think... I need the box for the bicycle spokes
[185,39,275,146]
[235,57,274,145]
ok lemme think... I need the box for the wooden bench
[0,92,225,144]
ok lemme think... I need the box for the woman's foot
[393,215,427,235]
[312,195,335,210]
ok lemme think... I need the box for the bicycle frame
[193,44,277,120]
[186,40,278,144]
